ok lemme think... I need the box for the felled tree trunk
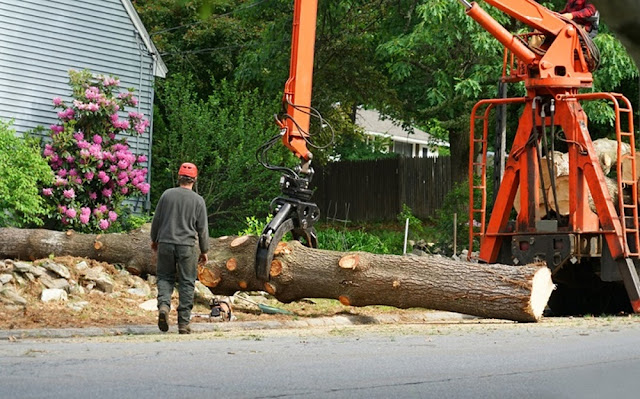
[1,227,554,322]
[0,226,156,275]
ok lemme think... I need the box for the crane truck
[254,0,640,315]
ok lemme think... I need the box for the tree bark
[0,226,155,275]
[0,228,554,322]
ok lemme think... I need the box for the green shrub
[237,215,272,236]
[317,227,391,254]
[0,120,53,227]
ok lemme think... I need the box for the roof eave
[121,0,168,78]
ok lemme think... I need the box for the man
[151,162,209,334]
[560,0,599,37]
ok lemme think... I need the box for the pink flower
[117,160,129,170]
[81,207,91,216]
[109,165,118,173]
[59,205,67,214]
[87,103,100,112]
[57,108,75,120]
[110,114,119,123]
[138,183,150,195]
[121,187,129,194]
[89,192,97,200]
[43,144,54,157]
[63,188,75,199]
[50,125,64,134]
[79,213,90,225]
[66,155,75,163]
[65,208,77,219]
[77,140,90,149]
[137,154,147,163]
[69,169,78,177]
[42,188,53,196]
[75,177,82,184]
[80,149,90,158]
[73,132,84,141]
[102,188,112,197]
[98,219,109,230]
[84,171,94,180]
[98,205,108,213]
[108,211,118,222]
[53,97,62,106]
[93,135,103,144]
[58,169,68,178]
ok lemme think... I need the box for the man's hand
[198,253,208,265]
[562,12,573,20]
[151,242,158,252]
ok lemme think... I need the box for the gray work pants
[156,243,198,326]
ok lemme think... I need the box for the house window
[393,141,413,156]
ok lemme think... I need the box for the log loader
[254,0,640,315]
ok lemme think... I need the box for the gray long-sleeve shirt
[150,187,209,253]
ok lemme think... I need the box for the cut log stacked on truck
[514,138,629,218]
[0,227,555,322]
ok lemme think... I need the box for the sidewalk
[0,311,482,340]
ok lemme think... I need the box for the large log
[0,227,554,322]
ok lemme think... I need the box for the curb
[0,311,479,340]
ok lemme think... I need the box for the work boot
[158,305,170,332]
[178,323,191,335]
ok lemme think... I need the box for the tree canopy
[134,0,639,229]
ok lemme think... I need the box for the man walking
[151,162,209,334]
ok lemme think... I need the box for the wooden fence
[310,156,452,222]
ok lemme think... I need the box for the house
[355,108,449,158]
[0,0,166,210]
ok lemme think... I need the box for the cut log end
[197,266,221,288]
[339,254,359,270]
[529,267,555,321]
[269,260,283,277]
[230,236,251,249]
[264,282,276,295]
[226,258,237,271]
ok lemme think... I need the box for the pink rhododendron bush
[41,70,150,232]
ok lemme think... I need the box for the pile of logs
[515,138,633,219]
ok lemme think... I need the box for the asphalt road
[1,317,639,399]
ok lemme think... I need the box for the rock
[13,261,33,273]
[41,260,71,279]
[95,275,114,293]
[127,288,149,297]
[30,265,47,277]
[24,272,36,282]
[0,260,13,273]
[194,281,214,305]
[12,273,27,287]
[41,288,68,302]
[147,275,157,285]
[1,287,27,306]
[82,268,114,293]
[75,261,89,272]
[67,301,89,311]
[138,299,158,311]
[39,273,56,289]
[69,284,85,296]
[50,278,70,291]
[0,273,13,284]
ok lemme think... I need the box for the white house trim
[121,0,168,78]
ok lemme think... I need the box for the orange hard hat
[178,162,198,178]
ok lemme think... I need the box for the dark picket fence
[310,156,452,222]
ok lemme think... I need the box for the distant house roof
[355,108,449,147]
[121,0,167,78]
